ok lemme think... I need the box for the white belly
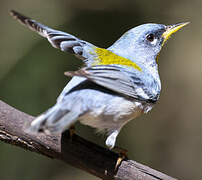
[79,97,152,133]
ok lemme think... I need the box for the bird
[10,10,188,149]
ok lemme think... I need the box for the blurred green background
[0,0,201,179]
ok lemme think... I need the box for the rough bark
[0,100,176,180]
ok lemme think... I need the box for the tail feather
[26,105,79,135]
[46,111,79,133]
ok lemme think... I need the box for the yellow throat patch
[93,47,142,71]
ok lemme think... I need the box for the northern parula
[10,10,188,149]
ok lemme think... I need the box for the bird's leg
[113,146,128,170]
[105,130,127,170]
[69,125,76,140]
[105,130,119,149]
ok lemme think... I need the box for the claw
[114,146,128,171]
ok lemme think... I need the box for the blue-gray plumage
[10,10,188,149]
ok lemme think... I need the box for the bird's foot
[114,146,128,171]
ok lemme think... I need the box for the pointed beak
[162,22,189,44]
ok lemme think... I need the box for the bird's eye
[146,33,155,42]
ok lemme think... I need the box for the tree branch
[0,100,176,180]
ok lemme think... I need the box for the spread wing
[10,10,95,60]
[65,65,160,103]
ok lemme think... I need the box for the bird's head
[109,22,189,65]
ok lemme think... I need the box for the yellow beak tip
[162,22,190,43]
